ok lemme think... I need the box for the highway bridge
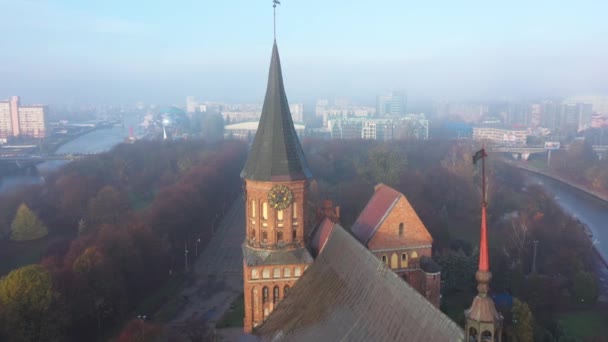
[488,145,608,161]
[0,153,97,162]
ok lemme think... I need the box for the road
[168,197,245,340]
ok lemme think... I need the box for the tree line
[0,139,247,341]
[549,138,608,195]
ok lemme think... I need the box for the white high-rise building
[290,103,304,123]
[0,96,47,141]
[186,96,199,113]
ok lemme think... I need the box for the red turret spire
[474,146,490,272]
[479,203,489,272]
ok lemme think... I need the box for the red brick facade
[243,179,312,332]
[353,184,441,308]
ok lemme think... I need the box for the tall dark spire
[241,42,312,182]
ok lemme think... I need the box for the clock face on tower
[268,184,293,210]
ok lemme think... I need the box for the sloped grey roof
[254,225,464,341]
[240,41,312,182]
[243,245,313,266]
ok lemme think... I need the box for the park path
[167,197,245,340]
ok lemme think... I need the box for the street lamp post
[184,241,189,272]
[136,315,146,340]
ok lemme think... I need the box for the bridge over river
[489,145,608,161]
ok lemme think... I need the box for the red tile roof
[351,183,402,244]
[310,218,335,256]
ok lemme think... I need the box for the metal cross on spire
[273,0,281,40]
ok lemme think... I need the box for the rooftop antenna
[273,0,281,40]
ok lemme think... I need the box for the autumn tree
[511,298,534,342]
[572,271,599,305]
[0,265,64,341]
[10,203,49,241]
[86,186,130,229]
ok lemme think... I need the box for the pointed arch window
[401,253,408,268]
[381,255,388,264]
[277,231,284,242]
[273,286,279,303]
[262,286,269,303]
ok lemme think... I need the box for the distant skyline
[1,0,608,106]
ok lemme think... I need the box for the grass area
[145,275,188,322]
[0,236,59,276]
[216,294,244,328]
[557,307,608,339]
[129,192,154,211]
[526,158,549,171]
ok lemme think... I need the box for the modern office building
[376,91,407,117]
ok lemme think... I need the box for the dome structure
[157,107,187,127]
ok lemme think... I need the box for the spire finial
[273,0,281,40]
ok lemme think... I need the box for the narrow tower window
[273,286,279,303]
[292,204,298,219]
[251,200,256,218]
[277,209,284,221]
[262,202,268,220]
[262,286,269,303]
[399,222,404,236]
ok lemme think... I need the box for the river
[0,115,140,194]
[522,171,608,261]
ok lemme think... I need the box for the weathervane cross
[273,0,281,40]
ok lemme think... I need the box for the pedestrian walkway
[167,198,245,339]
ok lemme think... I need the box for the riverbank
[512,162,608,273]
[513,161,608,203]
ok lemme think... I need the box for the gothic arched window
[273,286,279,303]
[262,286,269,303]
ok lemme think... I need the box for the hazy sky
[1,0,607,106]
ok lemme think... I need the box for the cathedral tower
[241,41,313,333]
[465,149,503,341]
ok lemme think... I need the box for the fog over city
[1,0,607,105]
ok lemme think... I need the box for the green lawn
[557,307,608,339]
[216,294,244,328]
[0,236,58,276]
